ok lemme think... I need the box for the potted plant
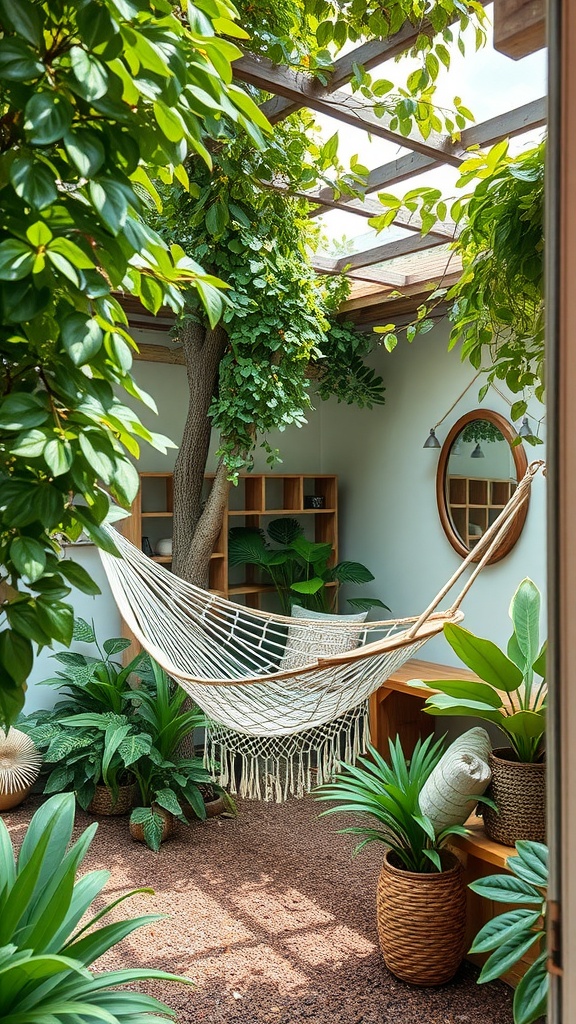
[469,841,548,1024]
[20,709,152,814]
[415,578,546,844]
[228,518,388,614]
[316,735,469,986]
[128,660,229,849]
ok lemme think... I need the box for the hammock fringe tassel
[204,703,370,802]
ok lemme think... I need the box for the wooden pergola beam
[312,253,407,287]
[233,54,465,166]
[308,96,547,216]
[261,0,490,123]
[334,232,450,272]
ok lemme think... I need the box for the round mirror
[436,410,529,563]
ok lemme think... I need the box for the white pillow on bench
[419,727,492,833]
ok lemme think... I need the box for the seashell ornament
[0,728,42,812]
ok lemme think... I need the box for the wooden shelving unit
[122,472,338,609]
[447,475,517,548]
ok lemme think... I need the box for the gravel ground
[6,794,514,1024]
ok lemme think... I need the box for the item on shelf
[142,536,154,557]
[304,495,325,509]
[155,537,173,557]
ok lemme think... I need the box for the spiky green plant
[315,736,468,873]
[0,793,190,1022]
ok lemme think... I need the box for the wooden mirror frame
[436,409,529,564]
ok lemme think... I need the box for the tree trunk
[171,321,229,587]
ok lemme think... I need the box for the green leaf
[443,623,524,692]
[43,438,74,476]
[331,561,374,584]
[10,156,58,210]
[469,908,541,954]
[0,0,44,46]
[24,92,74,144]
[61,314,104,366]
[35,600,74,646]
[6,599,52,645]
[11,428,48,458]
[64,130,106,177]
[478,930,542,983]
[0,239,35,280]
[510,841,548,887]
[290,578,325,595]
[0,38,44,80]
[70,45,108,100]
[504,710,545,740]
[427,678,504,708]
[10,536,46,582]
[513,951,548,1024]
[469,873,544,905]
[58,560,101,596]
[103,638,132,656]
[0,629,33,685]
[73,618,97,643]
[0,392,48,429]
[89,179,128,235]
[510,578,541,670]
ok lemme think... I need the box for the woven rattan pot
[183,794,227,821]
[483,748,546,845]
[376,850,466,986]
[87,781,136,816]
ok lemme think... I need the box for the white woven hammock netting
[98,463,540,800]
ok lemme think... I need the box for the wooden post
[493,0,546,59]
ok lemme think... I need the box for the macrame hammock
[99,461,543,801]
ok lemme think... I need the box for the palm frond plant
[228,518,388,615]
[469,841,548,1024]
[316,735,470,985]
[316,735,468,872]
[0,792,190,1023]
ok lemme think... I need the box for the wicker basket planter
[483,748,546,845]
[376,850,466,986]
[87,780,136,817]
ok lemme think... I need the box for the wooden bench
[368,659,538,988]
[368,657,483,758]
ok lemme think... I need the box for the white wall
[320,323,547,664]
[26,322,547,705]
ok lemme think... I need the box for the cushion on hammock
[418,727,492,834]
[280,605,368,671]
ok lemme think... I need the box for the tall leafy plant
[416,579,546,763]
[0,792,190,1022]
[469,841,548,1024]
[228,518,388,614]
[0,0,268,727]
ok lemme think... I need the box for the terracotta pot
[483,748,546,845]
[0,782,34,812]
[87,781,136,816]
[183,794,227,821]
[129,805,176,844]
[376,850,466,986]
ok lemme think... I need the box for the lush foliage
[417,579,546,763]
[21,707,154,809]
[128,659,221,850]
[37,617,149,715]
[0,0,267,727]
[0,792,190,1022]
[157,121,387,474]
[228,517,388,614]
[315,735,468,873]
[469,841,548,1024]
[373,141,545,427]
